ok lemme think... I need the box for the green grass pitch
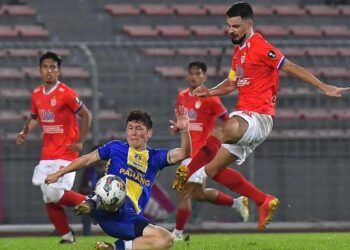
[1,233,350,250]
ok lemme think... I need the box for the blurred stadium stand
[0,0,349,233]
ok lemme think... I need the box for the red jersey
[177,88,227,156]
[31,82,83,161]
[229,32,285,116]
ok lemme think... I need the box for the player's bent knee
[157,230,173,249]
[41,184,64,203]
[192,190,206,201]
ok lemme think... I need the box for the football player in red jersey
[173,2,349,231]
[171,61,249,241]
[16,51,92,243]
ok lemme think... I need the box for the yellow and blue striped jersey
[97,140,170,214]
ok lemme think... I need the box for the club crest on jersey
[195,100,201,109]
[50,97,57,107]
[188,108,197,121]
[236,65,244,78]
[240,52,246,64]
[267,50,277,60]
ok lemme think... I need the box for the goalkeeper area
[1,233,350,250]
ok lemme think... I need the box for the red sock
[175,209,191,230]
[57,190,86,207]
[46,203,70,236]
[214,191,234,206]
[188,136,221,176]
[213,168,266,206]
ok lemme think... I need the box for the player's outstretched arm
[45,150,99,184]
[194,78,237,97]
[168,106,191,164]
[282,59,349,97]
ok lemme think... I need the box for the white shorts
[222,110,273,165]
[181,158,206,184]
[32,159,76,190]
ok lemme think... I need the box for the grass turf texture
[0,233,349,250]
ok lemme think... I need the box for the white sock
[62,231,74,241]
[231,198,238,208]
[124,240,132,250]
[172,229,183,235]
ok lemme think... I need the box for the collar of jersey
[238,32,255,50]
[42,81,60,95]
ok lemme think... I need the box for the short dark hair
[188,61,207,73]
[39,51,62,68]
[126,110,153,129]
[226,2,254,20]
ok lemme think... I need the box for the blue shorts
[91,199,150,240]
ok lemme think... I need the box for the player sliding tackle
[173,2,349,231]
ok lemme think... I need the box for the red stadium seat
[320,26,350,37]
[75,88,93,97]
[156,25,191,37]
[203,4,227,15]
[177,48,209,56]
[155,66,186,78]
[39,48,71,57]
[0,68,25,79]
[98,110,122,120]
[206,67,216,77]
[295,87,314,95]
[338,5,350,15]
[332,109,350,119]
[105,4,140,15]
[0,111,22,122]
[253,5,274,16]
[0,26,18,37]
[319,67,350,78]
[142,48,176,56]
[61,67,90,78]
[172,4,207,16]
[298,109,332,119]
[139,4,173,15]
[275,109,299,119]
[189,25,225,36]
[289,26,323,37]
[279,87,295,96]
[0,88,30,98]
[15,25,49,37]
[207,47,223,56]
[7,49,40,57]
[123,25,158,37]
[305,5,340,16]
[22,67,40,78]
[304,47,338,57]
[256,25,290,36]
[337,48,350,56]
[273,5,306,16]
[280,47,306,57]
[2,5,36,16]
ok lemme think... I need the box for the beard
[230,33,246,46]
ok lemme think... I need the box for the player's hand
[322,84,349,97]
[16,131,27,145]
[45,172,61,184]
[68,142,83,152]
[169,105,189,131]
[193,84,210,97]
[74,200,94,215]
[169,125,179,135]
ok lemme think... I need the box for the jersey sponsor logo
[119,167,151,187]
[42,125,64,134]
[127,147,149,173]
[188,108,197,120]
[267,50,277,60]
[38,109,55,123]
[240,52,246,64]
[237,78,251,87]
[50,97,57,107]
[195,100,201,109]
[188,122,203,132]
[75,96,81,104]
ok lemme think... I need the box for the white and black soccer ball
[95,174,126,212]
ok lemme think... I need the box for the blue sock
[115,239,125,250]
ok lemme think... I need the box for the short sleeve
[30,94,37,117]
[155,148,171,170]
[210,96,227,117]
[64,87,83,113]
[97,141,115,161]
[254,40,285,70]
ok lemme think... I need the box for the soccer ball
[95,174,126,212]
